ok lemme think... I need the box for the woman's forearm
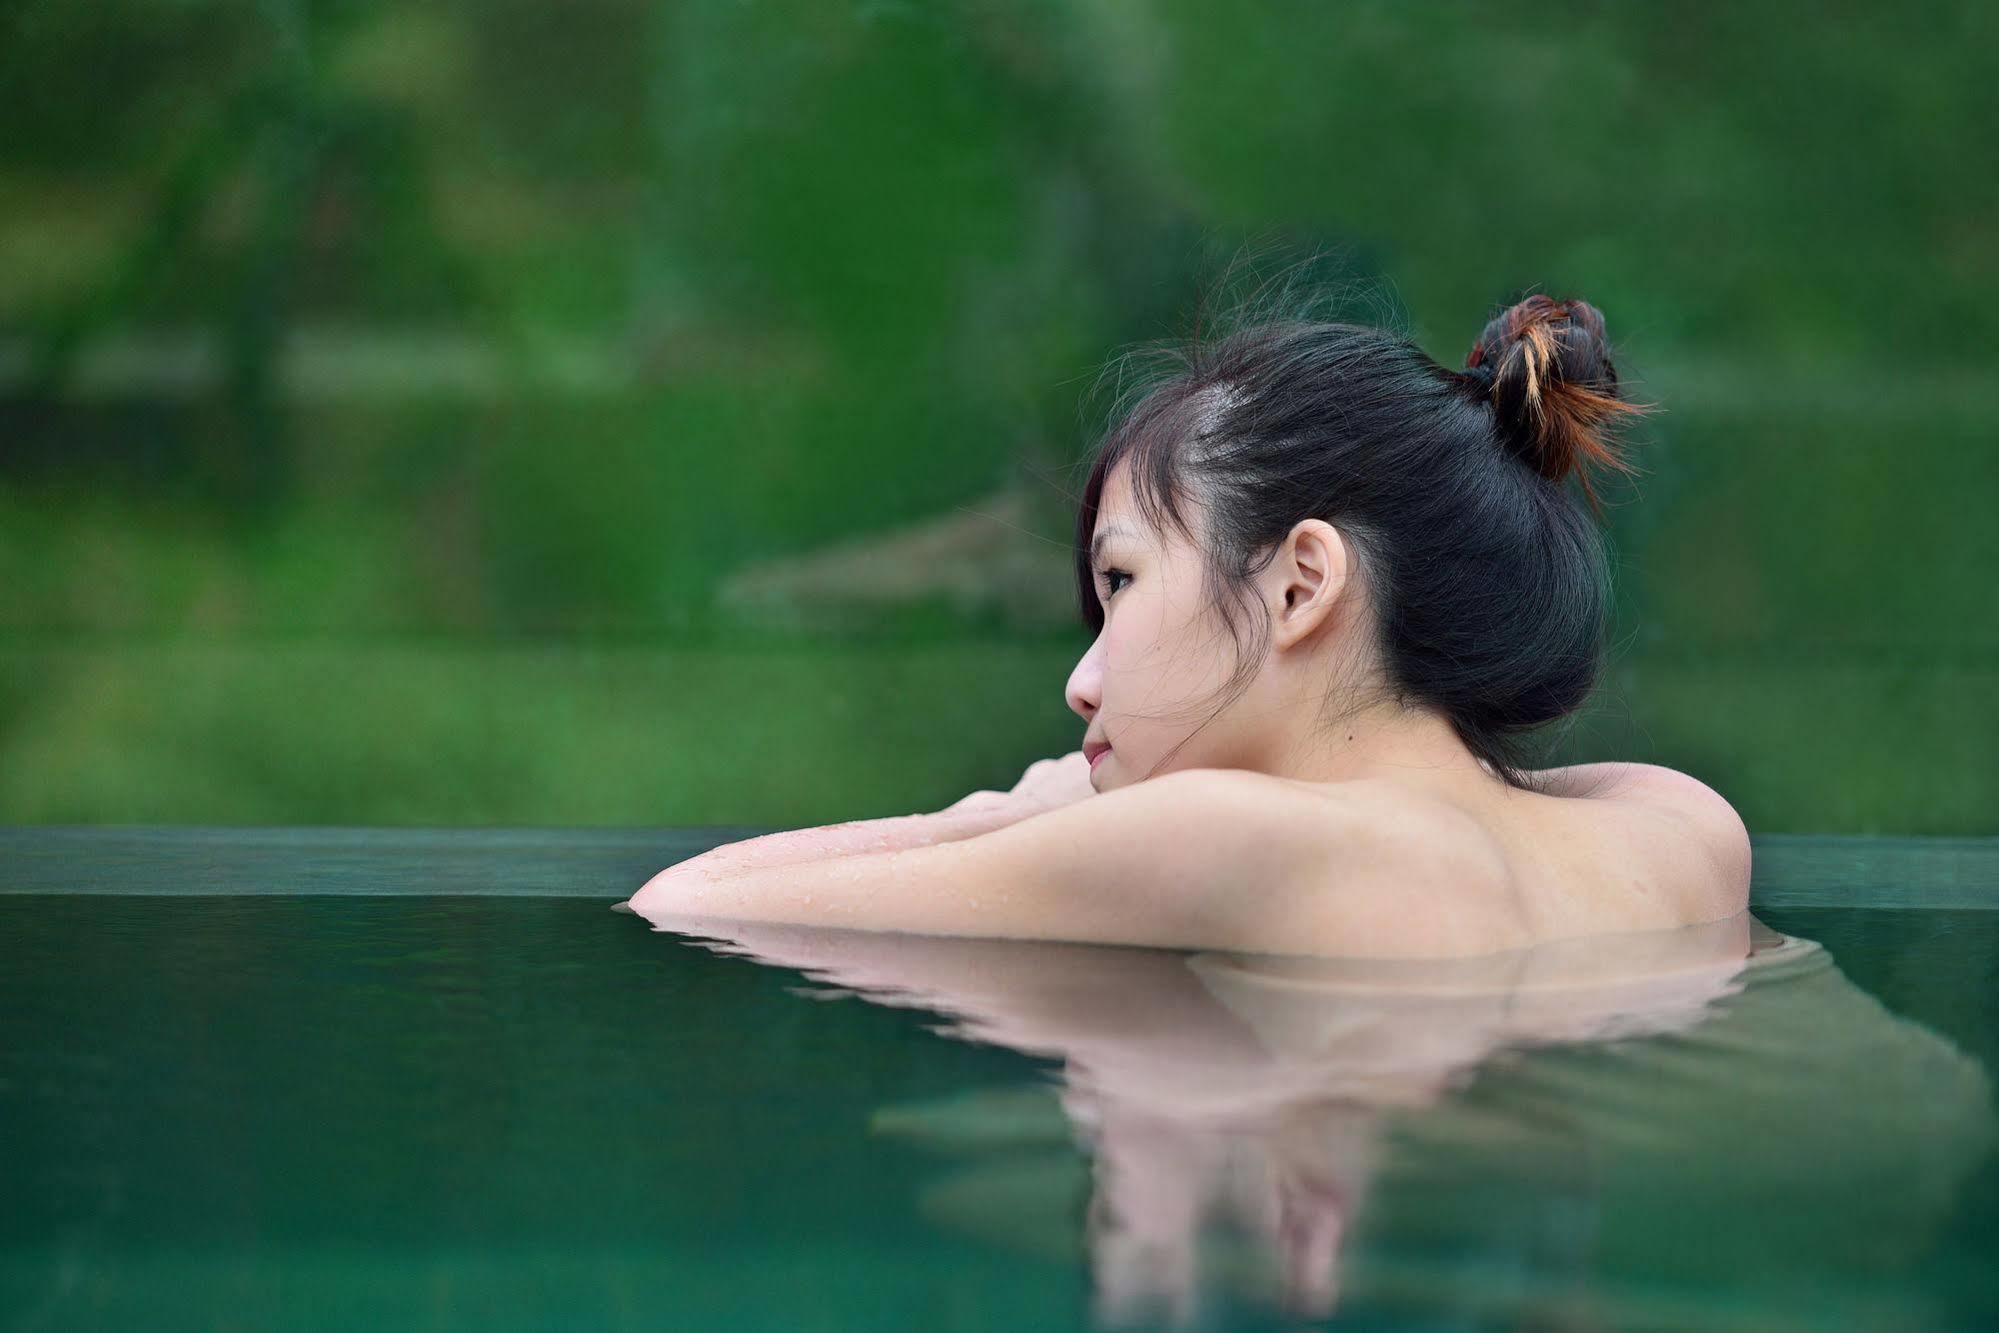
[658,800,1032,882]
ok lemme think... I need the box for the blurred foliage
[0,0,1993,829]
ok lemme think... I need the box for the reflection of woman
[628,282,1752,958]
[646,912,1995,1328]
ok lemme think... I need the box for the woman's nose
[1065,646,1101,722]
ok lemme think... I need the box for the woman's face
[1066,460,1248,790]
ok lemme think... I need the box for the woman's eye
[1100,568,1131,598]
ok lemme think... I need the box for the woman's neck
[1257,699,1499,794]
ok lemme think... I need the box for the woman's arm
[656,803,1026,883]
[626,768,1527,958]
[648,752,1098,882]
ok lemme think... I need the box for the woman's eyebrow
[1090,525,1136,566]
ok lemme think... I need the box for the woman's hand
[1006,750,1098,815]
[936,752,1096,828]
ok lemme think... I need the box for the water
[4,829,1996,1331]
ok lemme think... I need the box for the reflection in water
[641,911,1995,1330]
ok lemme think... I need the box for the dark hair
[1070,269,1653,791]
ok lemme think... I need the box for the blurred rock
[714,484,1080,633]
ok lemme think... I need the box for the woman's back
[1277,761,1753,942]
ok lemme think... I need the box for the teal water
[4,830,1996,1331]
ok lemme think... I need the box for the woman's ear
[1269,520,1348,649]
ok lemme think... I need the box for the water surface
[4,829,1995,1330]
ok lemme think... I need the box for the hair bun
[1464,294,1651,516]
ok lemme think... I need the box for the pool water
[4,828,1996,1331]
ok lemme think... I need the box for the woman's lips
[1088,746,1111,771]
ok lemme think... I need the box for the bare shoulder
[1136,766,1516,880]
[1275,771,1510,864]
[1137,764,1750,950]
[1201,769,1500,879]
[1532,760,1744,825]
[1073,768,1526,956]
[1265,773,1530,954]
[1577,763,1751,882]
[1620,763,1754,916]
[1515,761,1753,928]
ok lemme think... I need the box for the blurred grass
[0,638,1085,827]
[3,0,1994,831]
[2,636,1991,833]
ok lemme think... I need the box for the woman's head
[1064,277,1651,792]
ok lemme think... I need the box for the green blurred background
[2,0,1992,832]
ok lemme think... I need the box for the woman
[627,288,1752,957]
